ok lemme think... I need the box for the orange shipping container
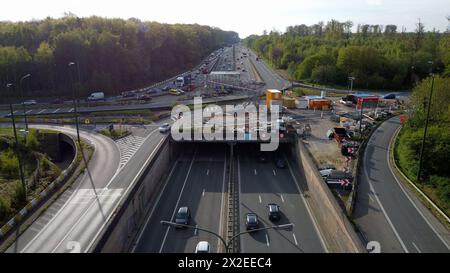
[308,99,331,109]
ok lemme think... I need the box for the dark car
[258,153,268,163]
[266,203,281,221]
[175,206,191,228]
[275,158,286,169]
[245,213,259,230]
[138,94,152,101]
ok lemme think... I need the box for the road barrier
[292,137,366,252]
[91,137,181,252]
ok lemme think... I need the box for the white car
[22,100,37,106]
[195,241,210,253]
[159,123,171,133]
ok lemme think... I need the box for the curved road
[354,117,450,253]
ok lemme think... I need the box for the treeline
[396,75,450,209]
[0,16,239,98]
[244,19,450,90]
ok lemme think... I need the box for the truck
[175,74,192,88]
[87,92,105,101]
[266,89,282,111]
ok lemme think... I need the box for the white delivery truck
[87,92,105,101]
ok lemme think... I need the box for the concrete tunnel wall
[92,137,181,252]
[291,138,366,253]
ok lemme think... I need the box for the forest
[244,19,450,90]
[0,15,239,98]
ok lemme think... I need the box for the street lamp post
[348,76,355,94]
[417,61,435,181]
[161,220,294,253]
[68,62,81,144]
[20,73,31,131]
[6,83,27,197]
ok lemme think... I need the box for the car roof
[196,241,210,250]
[178,206,188,213]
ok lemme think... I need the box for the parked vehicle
[169,89,181,96]
[175,206,191,228]
[138,94,152,101]
[245,213,259,230]
[266,203,281,221]
[22,100,37,106]
[87,92,105,101]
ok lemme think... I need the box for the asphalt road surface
[6,123,166,252]
[236,144,325,253]
[133,143,227,253]
[353,117,450,253]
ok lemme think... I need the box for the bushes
[0,149,20,179]
[0,196,11,223]
[430,176,450,204]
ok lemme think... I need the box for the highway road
[353,117,450,253]
[133,143,227,253]
[237,144,325,253]
[6,122,166,252]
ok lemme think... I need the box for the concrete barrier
[91,138,181,252]
[292,138,366,253]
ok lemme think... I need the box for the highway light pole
[68,61,81,145]
[161,220,293,253]
[6,83,27,197]
[417,61,435,181]
[348,76,355,94]
[19,73,31,131]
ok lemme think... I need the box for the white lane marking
[68,108,74,112]
[387,126,450,250]
[202,188,205,197]
[131,160,179,252]
[194,225,198,236]
[52,108,60,113]
[254,169,257,175]
[206,169,209,176]
[273,169,276,176]
[218,153,227,253]
[369,194,375,203]
[285,154,329,253]
[37,109,46,114]
[293,233,298,246]
[412,242,422,253]
[25,109,33,114]
[280,194,285,203]
[265,233,270,247]
[159,149,197,253]
[259,195,262,204]
[13,110,19,114]
[364,137,409,253]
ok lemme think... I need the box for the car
[159,123,171,133]
[245,213,259,230]
[195,241,210,253]
[175,206,191,228]
[275,158,286,169]
[161,86,170,92]
[138,94,152,101]
[257,152,268,163]
[266,203,281,221]
[22,100,37,106]
[241,69,246,72]
[51,98,64,104]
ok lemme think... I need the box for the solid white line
[265,233,270,247]
[293,233,298,246]
[284,154,329,253]
[159,149,197,253]
[280,194,285,203]
[364,137,409,253]
[131,160,179,252]
[387,126,450,250]
[25,109,33,114]
[52,108,60,113]
[37,109,46,114]
[259,195,262,204]
[217,153,227,253]
[202,188,205,197]
[412,242,422,253]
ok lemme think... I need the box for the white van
[87,92,105,101]
[195,241,210,253]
